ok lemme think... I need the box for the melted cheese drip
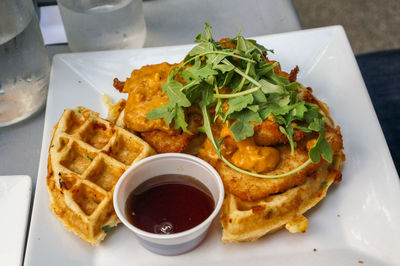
[199,123,280,173]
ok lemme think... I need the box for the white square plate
[25,26,400,265]
[0,175,32,266]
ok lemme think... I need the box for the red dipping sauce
[125,174,214,234]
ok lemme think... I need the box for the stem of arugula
[235,61,252,92]
[180,80,199,91]
[220,156,312,179]
[222,59,262,88]
[183,51,256,67]
[213,83,222,121]
[214,86,260,99]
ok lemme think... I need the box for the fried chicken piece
[123,62,179,133]
[215,125,343,201]
[141,130,193,153]
[141,111,203,153]
[254,120,305,146]
[120,63,207,153]
[217,142,320,201]
[198,121,312,201]
[115,62,200,153]
[198,116,343,201]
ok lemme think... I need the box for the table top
[0,0,300,188]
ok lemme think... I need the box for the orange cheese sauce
[198,123,280,173]
[123,63,178,133]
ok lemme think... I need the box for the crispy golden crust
[253,119,306,146]
[141,130,194,153]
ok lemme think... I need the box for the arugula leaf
[146,23,334,179]
[230,120,254,141]
[236,36,257,54]
[258,62,278,76]
[194,32,207,43]
[309,117,324,132]
[163,80,191,107]
[204,22,213,41]
[293,102,307,119]
[187,42,214,57]
[102,225,111,233]
[175,106,190,133]
[181,60,218,81]
[259,79,284,94]
[252,89,267,103]
[285,82,299,91]
[185,84,203,102]
[268,93,291,107]
[146,102,173,120]
[229,109,262,141]
[207,53,227,66]
[225,94,254,117]
[247,104,259,112]
[214,64,235,73]
[199,86,216,108]
[309,131,333,163]
[304,105,322,123]
[166,107,177,125]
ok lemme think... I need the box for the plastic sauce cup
[113,153,224,256]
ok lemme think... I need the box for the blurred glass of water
[57,0,146,52]
[0,0,50,127]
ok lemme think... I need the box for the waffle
[46,107,155,245]
[220,128,345,242]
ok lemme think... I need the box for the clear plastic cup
[0,0,50,127]
[57,0,147,52]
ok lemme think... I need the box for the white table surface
[0,175,32,266]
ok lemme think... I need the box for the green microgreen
[102,225,111,233]
[146,23,333,178]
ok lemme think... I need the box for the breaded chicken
[114,62,201,153]
[198,90,344,202]
[121,63,177,134]
[254,119,306,146]
[215,127,342,201]
[141,130,193,154]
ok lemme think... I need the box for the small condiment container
[113,153,224,256]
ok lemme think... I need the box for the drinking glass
[0,0,50,127]
[57,0,146,52]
